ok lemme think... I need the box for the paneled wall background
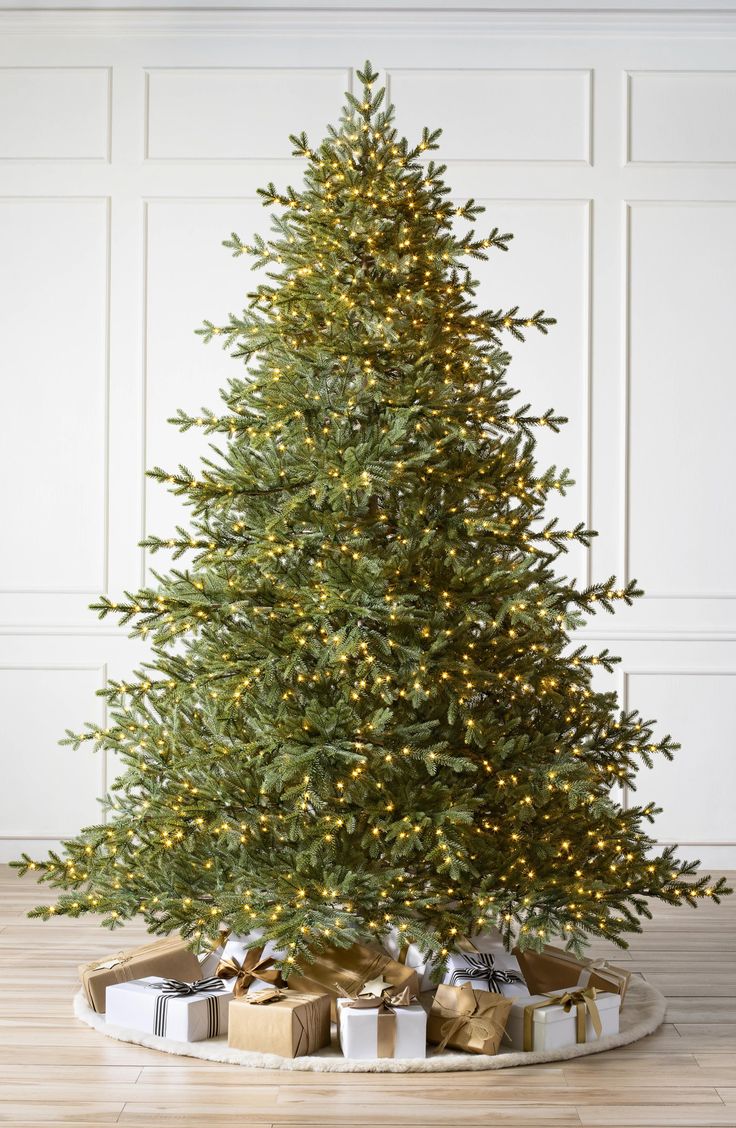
[1,5,735,865]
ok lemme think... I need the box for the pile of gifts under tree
[79,930,631,1060]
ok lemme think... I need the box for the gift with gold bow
[215,946,286,998]
[336,983,427,1060]
[427,983,513,1055]
[228,987,331,1057]
[506,986,621,1053]
[79,937,202,1014]
[513,943,631,1003]
[287,941,419,1021]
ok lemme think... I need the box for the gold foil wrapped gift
[513,943,631,1003]
[427,983,513,1055]
[228,988,331,1058]
[288,941,419,1020]
[79,937,202,1014]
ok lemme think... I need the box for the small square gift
[105,975,232,1041]
[80,937,202,1014]
[445,934,527,997]
[513,944,630,1003]
[337,984,427,1060]
[427,983,513,1055]
[288,941,419,1020]
[228,988,331,1057]
[506,986,620,1052]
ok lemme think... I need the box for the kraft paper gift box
[288,941,419,1021]
[105,975,232,1041]
[80,936,202,1014]
[427,983,513,1055]
[505,987,620,1053]
[444,934,527,997]
[513,943,631,1003]
[228,988,331,1057]
[337,988,427,1060]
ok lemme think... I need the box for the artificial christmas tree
[15,63,729,974]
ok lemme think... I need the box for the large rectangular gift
[427,983,513,1055]
[337,987,427,1060]
[106,975,232,1040]
[228,988,331,1057]
[288,941,419,1020]
[80,937,202,1014]
[506,986,620,1052]
[445,934,527,996]
[513,943,630,1002]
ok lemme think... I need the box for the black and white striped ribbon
[447,953,524,993]
[149,977,225,1038]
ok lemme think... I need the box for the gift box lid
[512,988,619,1026]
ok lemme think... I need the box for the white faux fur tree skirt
[74,978,666,1073]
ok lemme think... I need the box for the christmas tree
[16,63,729,965]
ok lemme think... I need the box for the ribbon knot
[216,946,285,998]
[150,976,225,998]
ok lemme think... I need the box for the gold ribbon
[216,946,285,999]
[522,987,602,1052]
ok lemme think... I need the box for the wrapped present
[506,986,620,1052]
[288,941,419,1020]
[215,946,285,998]
[80,937,202,1014]
[513,944,631,1002]
[337,984,427,1060]
[427,983,513,1055]
[105,975,232,1041]
[228,988,331,1057]
[445,935,527,997]
[382,930,435,992]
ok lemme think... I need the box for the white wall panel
[0,7,734,862]
[628,71,736,164]
[0,197,109,594]
[144,198,266,577]
[389,69,591,162]
[626,671,736,844]
[145,68,350,159]
[0,67,110,160]
[470,200,591,585]
[0,665,106,839]
[627,203,736,597]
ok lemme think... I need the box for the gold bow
[216,946,285,999]
[522,987,602,1052]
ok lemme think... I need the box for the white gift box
[445,937,527,997]
[381,930,435,991]
[199,930,285,993]
[337,997,427,1060]
[505,988,620,1053]
[106,975,232,1041]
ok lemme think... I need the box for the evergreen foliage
[15,63,729,965]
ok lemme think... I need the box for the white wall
[1,3,735,865]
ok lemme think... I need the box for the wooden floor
[2,867,736,1126]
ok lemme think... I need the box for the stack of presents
[79,929,630,1060]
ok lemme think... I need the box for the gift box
[80,937,202,1014]
[505,986,620,1052]
[228,988,331,1057]
[427,983,513,1055]
[513,943,631,1002]
[105,975,232,1041]
[337,986,427,1060]
[445,935,527,997]
[288,941,419,1020]
[382,930,435,992]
